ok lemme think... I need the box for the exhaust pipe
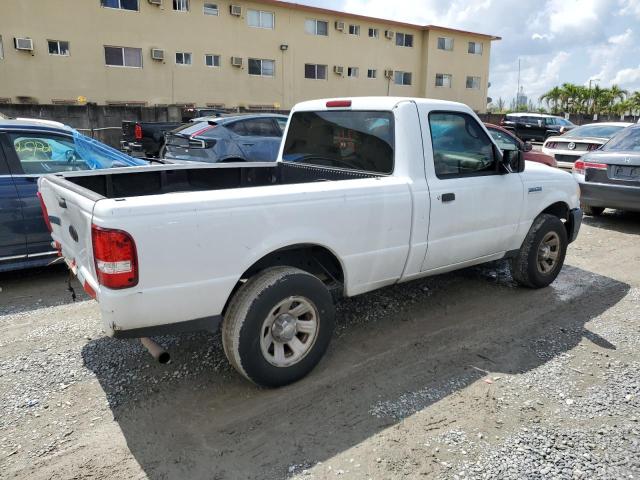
[140,337,171,364]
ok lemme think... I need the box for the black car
[501,113,575,142]
[573,124,640,216]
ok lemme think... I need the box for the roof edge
[252,1,501,39]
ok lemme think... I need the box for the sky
[296,0,640,107]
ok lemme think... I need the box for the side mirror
[501,149,525,173]
[523,141,533,152]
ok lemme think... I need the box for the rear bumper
[580,182,640,212]
[567,208,583,243]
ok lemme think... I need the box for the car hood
[580,150,640,166]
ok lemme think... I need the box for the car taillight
[37,192,53,233]
[573,160,607,176]
[545,142,557,149]
[134,123,143,141]
[587,144,600,151]
[91,225,138,289]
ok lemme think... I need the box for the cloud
[299,0,640,104]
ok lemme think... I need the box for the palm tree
[539,86,562,113]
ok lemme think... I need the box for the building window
[304,63,327,79]
[101,0,139,10]
[435,73,452,87]
[203,3,218,15]
[176,52,192,65]
[348,24,360,35]
[437,37,454,51]
[173,0,189,12]
[466,76,481,89]
[48,40,70,56]
[395,32,413,47]
[248,10,275,29]
[248,58,275,76]
[347,67,359,78]
[368,28,379,38]
[104,46,142,68]
[305,19,328,36]
[205,54,220,67]
[468,41,483,55]
[394,71,412,85]
[367,69,377,79]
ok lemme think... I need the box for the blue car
[0,119,145,272]
[162,114,288,163]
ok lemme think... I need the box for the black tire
[222,267,335,387]
[583,205,605,217]
[510,214,568,289]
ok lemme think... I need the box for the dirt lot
[1,212,639,480]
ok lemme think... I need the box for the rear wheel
[510,214,568,289]
[222,267,335,387]
[583,205,605,217]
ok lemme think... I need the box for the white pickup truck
[39,97,582,387]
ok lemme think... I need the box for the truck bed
[58,162,380,199]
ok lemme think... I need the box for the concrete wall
[0,0,497,111]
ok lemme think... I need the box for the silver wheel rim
[260,296,319,368]
[537,231,560,274]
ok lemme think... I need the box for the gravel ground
[0,211,639,479]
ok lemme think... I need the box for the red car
[485,123,557,167]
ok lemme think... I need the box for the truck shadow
[81,262,629,480]
[0,264,86,316]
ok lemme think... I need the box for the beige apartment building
[0,0,499,112]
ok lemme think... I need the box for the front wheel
[510,214,568,288]
[222,267,335,387]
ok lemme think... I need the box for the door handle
[441,193,455,202]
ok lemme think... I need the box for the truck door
[0,135,26,263]
[421,110,524,272]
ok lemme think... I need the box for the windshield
[282,111,394,174]
[564,124,627,139]
[602,126,640,152]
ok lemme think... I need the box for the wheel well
[541,201,571,236]
[223,245,345,315]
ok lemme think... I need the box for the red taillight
[134,123,143,141]
[326,100,352,108]
[37,192,53,233]
[190,125,215,137]
[546,142,557,149]
[573,160,607,175]
[91,225,138,289]
[587,144,600,151]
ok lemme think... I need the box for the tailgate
[38,176,100,291]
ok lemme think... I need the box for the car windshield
[282,111,394,174]
[564,124,627,139]
[601,126,640,152]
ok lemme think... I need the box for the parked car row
[0,119,146,272]
[500,113,576,142]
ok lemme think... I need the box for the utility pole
[588,78,600,115]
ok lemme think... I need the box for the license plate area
[611,165,640,180]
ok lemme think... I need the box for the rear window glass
[282,111,394,174]
[602,126,640,151]
[565,124,627,139]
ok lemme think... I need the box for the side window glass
[488,129,518,151]
[275,117,288,134]
[8,133,90,174]
[429,112,496,178]
[227,121,248,136]
[244,118,281,137]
